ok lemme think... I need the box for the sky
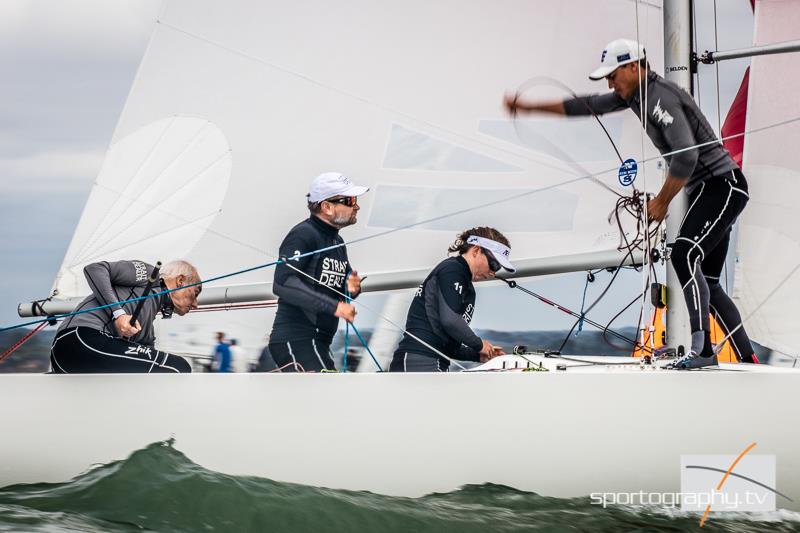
[0,0,754,335]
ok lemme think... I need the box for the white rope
[711,0,731,294]
[634,0,657,351]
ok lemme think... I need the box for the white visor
[466,235,515,273]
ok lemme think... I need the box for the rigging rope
[510,71,661,350]
[0,322,48,364]
[4,114,800,335]
[498,277,652,354]
[711,0,732,295]
[633,0,658,357]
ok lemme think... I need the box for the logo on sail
[618,158,638,186]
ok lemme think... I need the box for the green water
[0,441,797,532]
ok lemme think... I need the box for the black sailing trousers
[268,339,335,372]
[50,327,192,373]
[670,169,755,361]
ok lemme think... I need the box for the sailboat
[4,0,800,513]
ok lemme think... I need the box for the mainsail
[734,0,800,357]
[44,0,665,355]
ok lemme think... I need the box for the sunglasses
[325,196,358,207]
[482,248,502,273]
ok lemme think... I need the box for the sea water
[0,441,798,532]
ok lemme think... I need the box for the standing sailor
[390,227,513,372]
[50,260,201,373]
[268,172,368,372]
[505,39,757,369]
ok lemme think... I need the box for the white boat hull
[2,358,799,511]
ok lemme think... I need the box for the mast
[662,0,693,353]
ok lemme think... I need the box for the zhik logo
[652,98,674,126]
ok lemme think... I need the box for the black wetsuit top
[270,216,352,344]
[563,71,738,191]
[395,256,483,368]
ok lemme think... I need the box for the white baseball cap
[466,235,516,273]
[588,39,646,80]
[307,172,369,203]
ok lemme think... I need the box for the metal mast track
[662,0,693,353]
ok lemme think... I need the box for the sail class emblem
[618,158,638,186]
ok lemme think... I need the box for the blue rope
[0,239,358,333]
[349,322,383,372]
[343,282,351,373]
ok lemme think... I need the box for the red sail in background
[720,0,755,166]
[721,68,750,166]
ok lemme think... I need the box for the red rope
[0,322,48,364]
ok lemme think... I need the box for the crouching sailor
[50,260,201,373]
[268,172,369,372]
[390,227,514,372]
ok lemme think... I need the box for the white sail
[735,0,800,356]
[51,0,664,292]
[41,0,665,355]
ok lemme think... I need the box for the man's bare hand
[335,302,357,323]
[346,271,362,297]
[115,314,141,337]
[647,196,669,222]
[503,92,519,116]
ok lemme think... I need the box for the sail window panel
[383,124,522,172]
[478,118,626,163]
[367,184,577,233]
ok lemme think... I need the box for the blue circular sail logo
[618,158,638,186]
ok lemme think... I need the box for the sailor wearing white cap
[504,39,756,370]
[268,172,369,372]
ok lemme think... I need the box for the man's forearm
[274,276,338,316]
[514,98,565,115]
[647,173,689,222]
[656,174,689,204]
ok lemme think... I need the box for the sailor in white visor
[391,227,513,372]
